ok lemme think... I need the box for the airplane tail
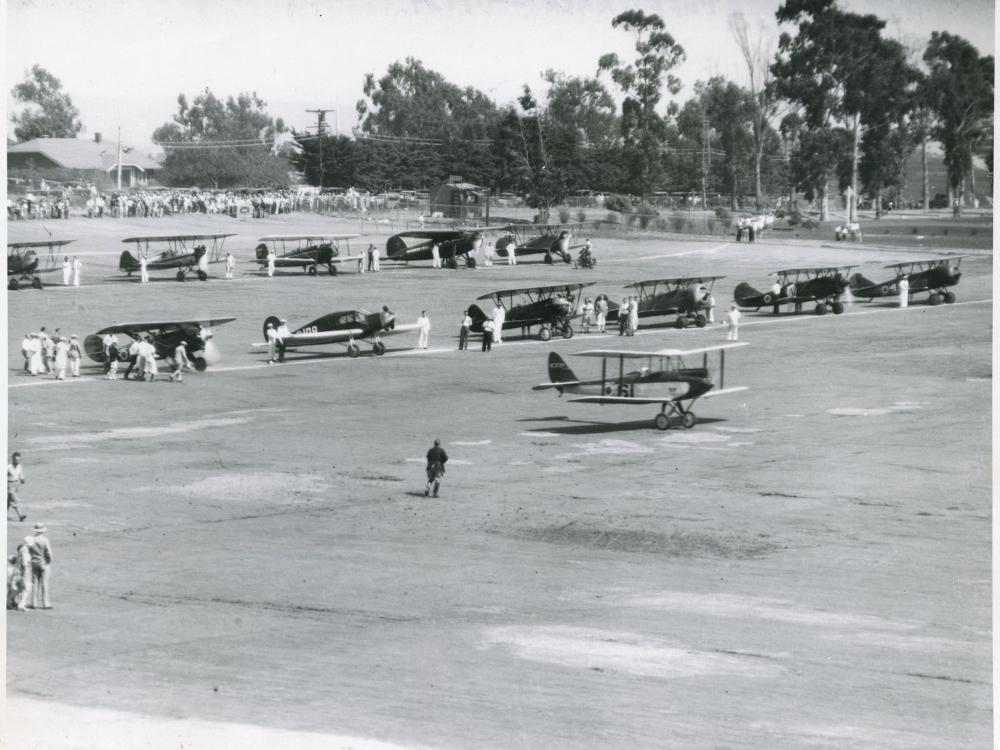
[548,352,578,384]
[468,303,489,332]
[386,236,409,258]
[83,334,107,363]
[118,250,137,271]
[255,243,269,261]
[849,272,876,292]
[733,282,760,306]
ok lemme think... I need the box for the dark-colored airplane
[469,282,596,340]
[495,223,586,264]
[734,266,855,315]
[7,240,74,290]
[252,309,420,358]
[254,234,362,276]
[532,343,748,430]
[623,275,725,328]
[849,256,965,305]
[385,226,505,268]
[118,234,235,281]
[83,317,237,370]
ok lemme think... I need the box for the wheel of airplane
[814,302,827,315]
[192,356,207,371]
[466,257,477,269]
[562,254,572,264]
[943,292,956,304]
[681,411,696,429]
[197,270,208,281]
[695,314,708,328]
[544,253,553,265]
[831,301,844,314]
[347,344,361,358]
[308,265,318,276]
[176,271,186,282]
[561,324,574,339]
[31,277,42,289]
[539,326,552,342]
[655,413,671,430]
[373,341,386,355]
[8,278,19,291]
[928,293,942,305]
[328,265,337,276]
[676,315,688,329]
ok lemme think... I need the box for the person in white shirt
[140,337,157,381]
[170,341,193,381]
[39,329,54,374]
[371,246,380,272]
[458,310,472,350]
[417,311,431,349]
[726,304,742,341]
[139,254,149,283]
[481,318,494,351]
[266,323,279,364]
[71,256,82,286]
[581,297,595,333]
[596,296,608,333]
[266,248,276,277]
[628,297,639,336]
[898,274,909,308]
[492,305,505,343]
[507,238,517,265]
[21,334,33,373]
[7,453,27,522]
[484,241,494,267]
[275,320,291,362]
[68,335,82,377]
[706,295,717,324]
[62,256,71,286]
[28,335,44,375]
[225,252,235,279]
[431,243,441,269]
[53,337,69,380]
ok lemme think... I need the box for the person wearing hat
[53,335,69,380]
[898,274,909,308]
[266,322,279,364]
[170,341,193,382]
[68,334,83,377]
[581,297,594,333]
[266,246,276,277]
[425,439,448,498]
[26,523,52,609]
[139,336,158,382]
[725,303,742,342]
[275,319,291,362]
[7,452,27,522]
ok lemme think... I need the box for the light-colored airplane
[533,343,748,430]
[119,234,235,281]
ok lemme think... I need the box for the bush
[605,212,620,225]
[706,218,716,234]
[714,206,731,222]
[577,210,587,223]
[634,201,658,229]
[774,208,786,219]
[670,213,687,233]
[655,218,669,232]
[801,217,818,230]
[559,209,571,224]
[605,194,632,214]
[786,212,801,226]
[625,212,639,227]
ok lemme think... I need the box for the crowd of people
[20,327,83,379]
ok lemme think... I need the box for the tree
[541,70,618,147]
[696,77,755,209]
[921,32,994,213]
[153,89,289,188]
[10,65,83,142]
[598,9,685,197]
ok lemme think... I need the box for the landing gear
[943,291,956,304]
[676,315,688,329]
[176,270,186,282]
[8,278,19,291]
[544,253,553,265]
[539,326,552,342]
[815,302,827,315]
[562,253,572,264]
[560,323,574,339]
[695,313,708,328]
[831,301,844,314]
[466,256,477,269]
[655,402,696,430]
[347,343,361,358]
[681,411,697,429]
[308,265,318,276]
[192,357,208,372]
[197,270,208,281]
[328,264,337,276]
[373,341,386,355]
[928,293,942,305]
[655,413,671,430]
[31,277,42,290]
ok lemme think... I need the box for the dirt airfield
[5,213,993,749]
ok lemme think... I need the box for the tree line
[9,1,993,214]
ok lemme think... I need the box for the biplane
[849,256,965,305]
[623,275,725,328]
[469,282,596,341]
[251,309,420,358]
[83,317,236,370]
[7,240,74,290]
[734,266,855,315]
[254,234,363,276]
[532,343,748,430]
[495,223,586,264]
[385,225,506,268]
[118,234,235,281]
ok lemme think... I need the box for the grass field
[6,212,993,749]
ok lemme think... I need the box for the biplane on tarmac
[252,308,420,358]
[385,225,506,268]
[83,317,237,370]
[533,343,748,430]
[734,265,855,315]
[469,282,596,341]
[495,223,586,264]
[118,234,235,281]
[254,234,363,276]
[849,256,965,305]
[623,275,726,328]
[7,239,74,290]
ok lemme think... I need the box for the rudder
[548,352,578,383]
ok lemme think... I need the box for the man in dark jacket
[425,440,448,497]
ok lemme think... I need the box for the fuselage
[560,368,715,401]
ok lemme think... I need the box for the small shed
[429,177,487,220]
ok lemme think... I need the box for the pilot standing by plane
[417,311,431,349]
[170,341,192,382]
[726,304,742,341]
[62,256,71,286]
[898,274,909,308]
[139,253,149,283]
[770,279,782,314]
[266,322,279,364]
[225,251,235,279]
[492,305,505,344]
[458,310,472,351]
[266,247,276,277]
[431,243,441,269]
[484,241,495,267]
[68,335,82,377]
[72,256,82,286]
[275,319,292,362]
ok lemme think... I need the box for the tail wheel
[928,293,942,306]
[262,315,281,342]
[695,314,707,328]
[561,324,574,339]
[943,291,956,303]
[31,277,43,290]
[347,344,361,358]
[8,278,19,291]
[831,301,845,314]
[815,302,827,315]
[308,265,318,276]
[539,326,552,342]
[197,270,208,281]
[373,341,386,355]
[681,411,696,429]
[329,265,337,276]
[176,270,186,282]
[655,413,671,430]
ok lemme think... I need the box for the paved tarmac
[6,213,993,749]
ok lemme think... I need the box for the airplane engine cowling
[688,284,710,308]
[467,304,489,332]
[386,236,409,258]
[118,250,137,271]
[255,243,269,260]
[83,334,107,363]
[195,340,221,369]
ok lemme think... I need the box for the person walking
[424,439,448,497]
[62,256,71,286]
[225,251,235,279]
[596,295,608,333]
[7,453,27,522]
[139,253,149,283]
[581,297,594,333]
[170,341,193,381]
[431,243,441,269]
[125,338,143,381]
[53,336,69,380]
[458,310,472,351]
[68,335,82,377]
[21,334,33,374]
[139,336,157,381]
[619,298,629,336]
[492,305,505,344]
[71,256,82,286]
[898,274,909,308]
[417,311,431,349]
[481,317,494,351]
[726,304,742,341]
[39,328,53,373]
[26,524,52,609]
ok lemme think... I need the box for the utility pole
[116,126,123,190]
[306,108,335,188]
[701,117,710,212]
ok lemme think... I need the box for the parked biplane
[385,225,505,268]
[252,308,420,358]
[7,239,74,290]
[734,266,855,315]
[623,275,725,328]
[849,256,965,305]
[254,234,362,276]
[495,223,586,264]
[469,282,596,341]
[83,317,237,370]
[533,343,748,430]
[118,234,235,281]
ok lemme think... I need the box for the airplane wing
[884,255,967,270]
[625,275,726,289]
[701,386,749,399]
[251,328,367,348]
[532,380,585,390]
[266,254,365,266]
[476,281,596,301]
[381,323,422,336]
[573,343,748,359]
[567,396,679,405]
[121,234,236,244]
[257,235,360,242]
[7,240,75,250]
[96,317,237,335]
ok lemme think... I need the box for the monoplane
[532,343,748,430]
[7,239,74,290]
[118,234,235,281]
[83,317,237,370]
[469,282,596,341]
[849,256,965,305]
[734,266,855,315]
[252,308,420,358]
[385,226,505,268]
[254,234,363,276]
[623,275,725,328]
[495,223,586,264]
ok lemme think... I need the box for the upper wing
[573,342,748,359]
[381,323,422,336]
[257,235,360,241]
[476,281,596,301]
[7,240,75,250]
[97,317,237,335]
[122,234,236,244]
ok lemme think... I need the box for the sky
[4,0,995,153]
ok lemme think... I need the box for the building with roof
[7,134,161,188]
[429,177,488,220]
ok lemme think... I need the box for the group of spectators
[20,327,83,380]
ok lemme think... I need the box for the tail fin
[548,352,578,383]
[386,236,409,258]
[118,250,137,271]
[468,304,489,332]
[733,282,760,306]
[849,272,876,292]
